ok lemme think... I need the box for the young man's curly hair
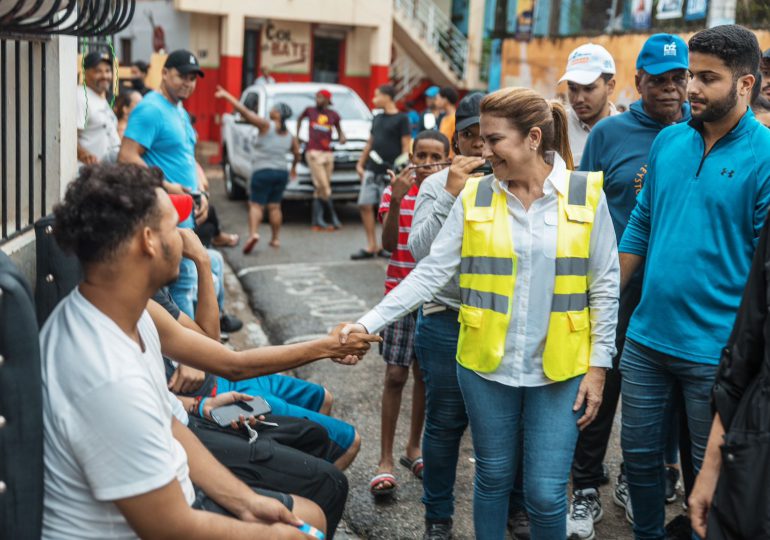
[54,164,165,264]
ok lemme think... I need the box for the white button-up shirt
[359,153,619,387]
[76,85,121,164]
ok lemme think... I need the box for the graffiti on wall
[261,21,311,73]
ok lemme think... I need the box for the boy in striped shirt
[370,131,450,497]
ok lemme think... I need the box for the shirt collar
[570,102,618,132]
[493,151,568,198]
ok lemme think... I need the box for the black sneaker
[600,463,610,486]
[377,249,391,259]
[220,313,243,333]
[350,249,375,260]
[507,509,530,540]
[423,519,452,540]
[665,466,680,503]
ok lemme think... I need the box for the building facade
[488,0,770,105]
[116,0,489,144]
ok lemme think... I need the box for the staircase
[390,52,427,102]
[392,0,469,89]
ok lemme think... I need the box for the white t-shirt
[76,85,121,163]
[40,288,195,539]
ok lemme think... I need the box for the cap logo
[663,43,677,57]
[190,54,196,64]
[569,55,591,67]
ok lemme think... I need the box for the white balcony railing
[393,0,468,79]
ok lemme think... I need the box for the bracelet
[198,397,209,418]
[190,396,202,415]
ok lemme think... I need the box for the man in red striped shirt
[369,131,450,498]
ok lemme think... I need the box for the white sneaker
[567,488,602,540]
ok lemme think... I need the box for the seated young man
[151,283,366,470]
[41,164,325,539]
[146,225,379,470]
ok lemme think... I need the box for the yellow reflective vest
[457,171,603,381]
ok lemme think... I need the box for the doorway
[242,28,260,89]
[312,35,343,83]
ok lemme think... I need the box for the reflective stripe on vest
[456,171,603,380]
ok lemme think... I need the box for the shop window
[312,36,342,84]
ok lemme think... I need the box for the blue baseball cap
[636,34,688,76]
[425,85,440,98]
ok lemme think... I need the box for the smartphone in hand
[210,397,271,428]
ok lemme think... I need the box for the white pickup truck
[220,82,373,201]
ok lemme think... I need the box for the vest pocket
[567,310,589,332]
[458,305,483,328]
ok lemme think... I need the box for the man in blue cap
[567,34,690,540]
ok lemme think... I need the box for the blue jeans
[457,365,582,540]
[169,258,198,318]
[169,253,225,318]
[217,375,356,456]
[414,309,468,521]
[620,339,718,540]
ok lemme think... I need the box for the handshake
[325,323,379,365]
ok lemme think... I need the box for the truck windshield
[266,92,371,121]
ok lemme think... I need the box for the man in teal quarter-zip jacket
[617,25,770,540]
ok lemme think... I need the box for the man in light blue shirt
[618,25,770,539]
[119,50,209,318]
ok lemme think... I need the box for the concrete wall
[500,30,770,105]
[115,0,190,63]
[175,0,387,28]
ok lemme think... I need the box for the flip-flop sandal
[399,456,424,480]
[213,233,240,247]
[369,472,397,497]
[242,235,259,254]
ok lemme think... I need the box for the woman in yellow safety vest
[339,87,619,540]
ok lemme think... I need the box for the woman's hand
[327,323,381,364]
[214,85,232,101]
[573,367,606,430]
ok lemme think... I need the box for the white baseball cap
[559,43,616,85]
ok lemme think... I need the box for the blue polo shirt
[620,109,770,364]
[124,91,197,193]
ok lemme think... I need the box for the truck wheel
[222,150,247,200]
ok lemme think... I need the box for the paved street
[207,168,684,539]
